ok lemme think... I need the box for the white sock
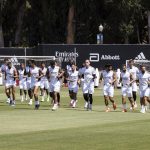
[35,101,39,105]
[122,104,127,109]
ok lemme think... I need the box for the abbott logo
[89,53,99,62]
[101,55,120,60]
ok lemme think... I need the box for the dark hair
[30,59,35,64]
[4,58,9,61]
[105,64,112,68]
[50,60,55,66]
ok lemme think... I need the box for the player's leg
[121,87,127,112]
[5,83,11,103]
[83,92,89,109]
[45,80,50,102]
[87,83,94,111]
[127,87,134,111]
[27,81,33,105]
[132,83,138,107]
[72,92,77,108]
[57,93,60,106]
[52,91,58,111]
[83,83,89,108]
[5,86,11,104]
[52,83,60,111]
[69,90,74,106]
[108,86,117,110]
[11,85,16,106]
[122,96,127,112]
[72,86,79,108]
[103,86,110,112]
[34,85,40,109]
[140,90,146,113]
[40,80,45,102]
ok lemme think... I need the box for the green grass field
[0,86,150,150]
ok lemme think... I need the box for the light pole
[97,24,104,44]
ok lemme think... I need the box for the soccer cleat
[11,101,16,107]
[134,102,138,108]
[88,104,92,111]
[52,104,58,111]
[84,102,88,109]
[145,106,148,111]
[70,100,74,107]
[72,101,77,108]
[41,96,45,102]
[113,103,117,110]
[140,109,145,114]
[35,104,40,110]
[47,96,50,102]
[25,97,28,101]
[6,98,10,104]
[122,109,127,112]
[105,107,111,112]
[28,100,32,105]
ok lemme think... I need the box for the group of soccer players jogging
[0,58,150,113]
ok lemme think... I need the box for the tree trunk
[0,3,4,47]
[125,36,129,44]
[148,10,150,44]
[0,24,4,47]
[15,0,25,46]
[66,2,75,44]
[136,24,140,44]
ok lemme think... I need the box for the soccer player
[29,60,41,109]
[5,61,18,106]
[127,59,139,108]
[120,64,135,112]
[40,62,49,102]
[26,60,33,105]
[18,63,27,102]
[137,65,150,113]
[48,60,64,111]
[66,63,79,108]
[81,59,96,111]
[100,64,117,112]
[1,58,10,103]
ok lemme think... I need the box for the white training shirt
[121,71,131,87]
[5,66,16,82]
[137,71,150,90]
[82,66,96,83]
[102,70,114,86]
[30,66,40,83]
[18,69,26,82]
[40,67,48,81]
[127,66,139,80]
[48,66,60,84]
[68,70,79,88]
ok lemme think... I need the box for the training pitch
[0,86,150,150]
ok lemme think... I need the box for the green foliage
[0,0,149,46]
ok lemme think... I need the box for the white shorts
[132,82,138,92]
[5,80,16,88]
[139,88,150,98]
[121,86,132,97]
[49,82,61,93]
[19,80,27,90]
[40,80,49,89]
[103,85,114,97]
[31,81,40,89]
[83,82,94,94]
[69,85,79,93]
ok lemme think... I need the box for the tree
[66,0,75,44]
